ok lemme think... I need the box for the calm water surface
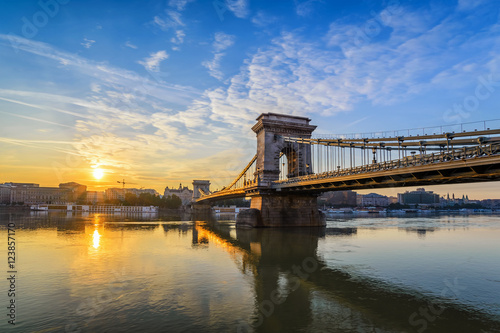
[1,210,500,332]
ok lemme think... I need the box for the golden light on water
[93,229,101,249]
[93,168,104,180]
[195,225,260,274]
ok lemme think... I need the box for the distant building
[164,184,193,205]
[320,191,357,207]
[5,183,68,205]
[440,193,470,206]
[0,185,11,204]
[0,182,88,205]
[2,182,39,187]
[127,188,159,197]
[59,182,87,202]
[105,187,159,202]
[398,188,440,207]
[357,193,389,207]
[105,188,126,201]
[86,191,105,204]
[481,199,500,210]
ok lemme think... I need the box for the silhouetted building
[357,193,389,207]
[59,182,87,202]
[481,199,500,210]
[320,191,357,207]
[398,188,440,207]
[0,185,11,204]
[164,184,193,205]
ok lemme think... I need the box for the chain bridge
[195,113,500,227]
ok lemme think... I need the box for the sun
[93,168,104,180]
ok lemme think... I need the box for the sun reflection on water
[93,229,101,249]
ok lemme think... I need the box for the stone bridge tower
[252,113,316,185]
[192,180,210,201]
[237,113,325,228]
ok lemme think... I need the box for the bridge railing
[272,141,500,186]
[313,118,500,140]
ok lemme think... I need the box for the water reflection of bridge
[194,221,500,332]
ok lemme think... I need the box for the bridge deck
[272,154,500,193]
[196,129,500,203]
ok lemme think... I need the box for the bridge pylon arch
[237,113,325,227]
[252,113,316,184]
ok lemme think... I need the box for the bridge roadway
[197,141,500,202]
[273,143,500,193]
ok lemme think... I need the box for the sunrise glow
[1,0,500,199]
[93,168,104,180]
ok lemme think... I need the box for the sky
[0,0,500,198]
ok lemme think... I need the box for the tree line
[123,193,182,208]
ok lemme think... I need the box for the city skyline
[1,180,496,202]
[1,0,500,197]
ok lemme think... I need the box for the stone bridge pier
[237,113,325,227]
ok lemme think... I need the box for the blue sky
[1,0,500,197]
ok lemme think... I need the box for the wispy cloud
[0,110,75,128]
[203,32,354,122]
[138,50,169,72]
[0,33,251,189]
[457,0,486,11]
[0,137,83,157]
[202,54,226,81]
[213,31,236,52]
[226,0,250,18]
[168,0,195,11]
[125,41,137,49]
[252,11,278,27]
[154,10,184,31]
[171,30,186,46]
[200,3,500,129]
[0,34,198,106]
[0,94,93,119]
[202,32,236,80]
[344,116,370,129]
[295,0,322,17]
[152,1,191,50]
[81,37,95,49]
[0,138,76,145]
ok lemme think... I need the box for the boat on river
[30,204,158,213]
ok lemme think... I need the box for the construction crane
[117,179,137,188]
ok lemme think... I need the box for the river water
[1,210,499,332]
